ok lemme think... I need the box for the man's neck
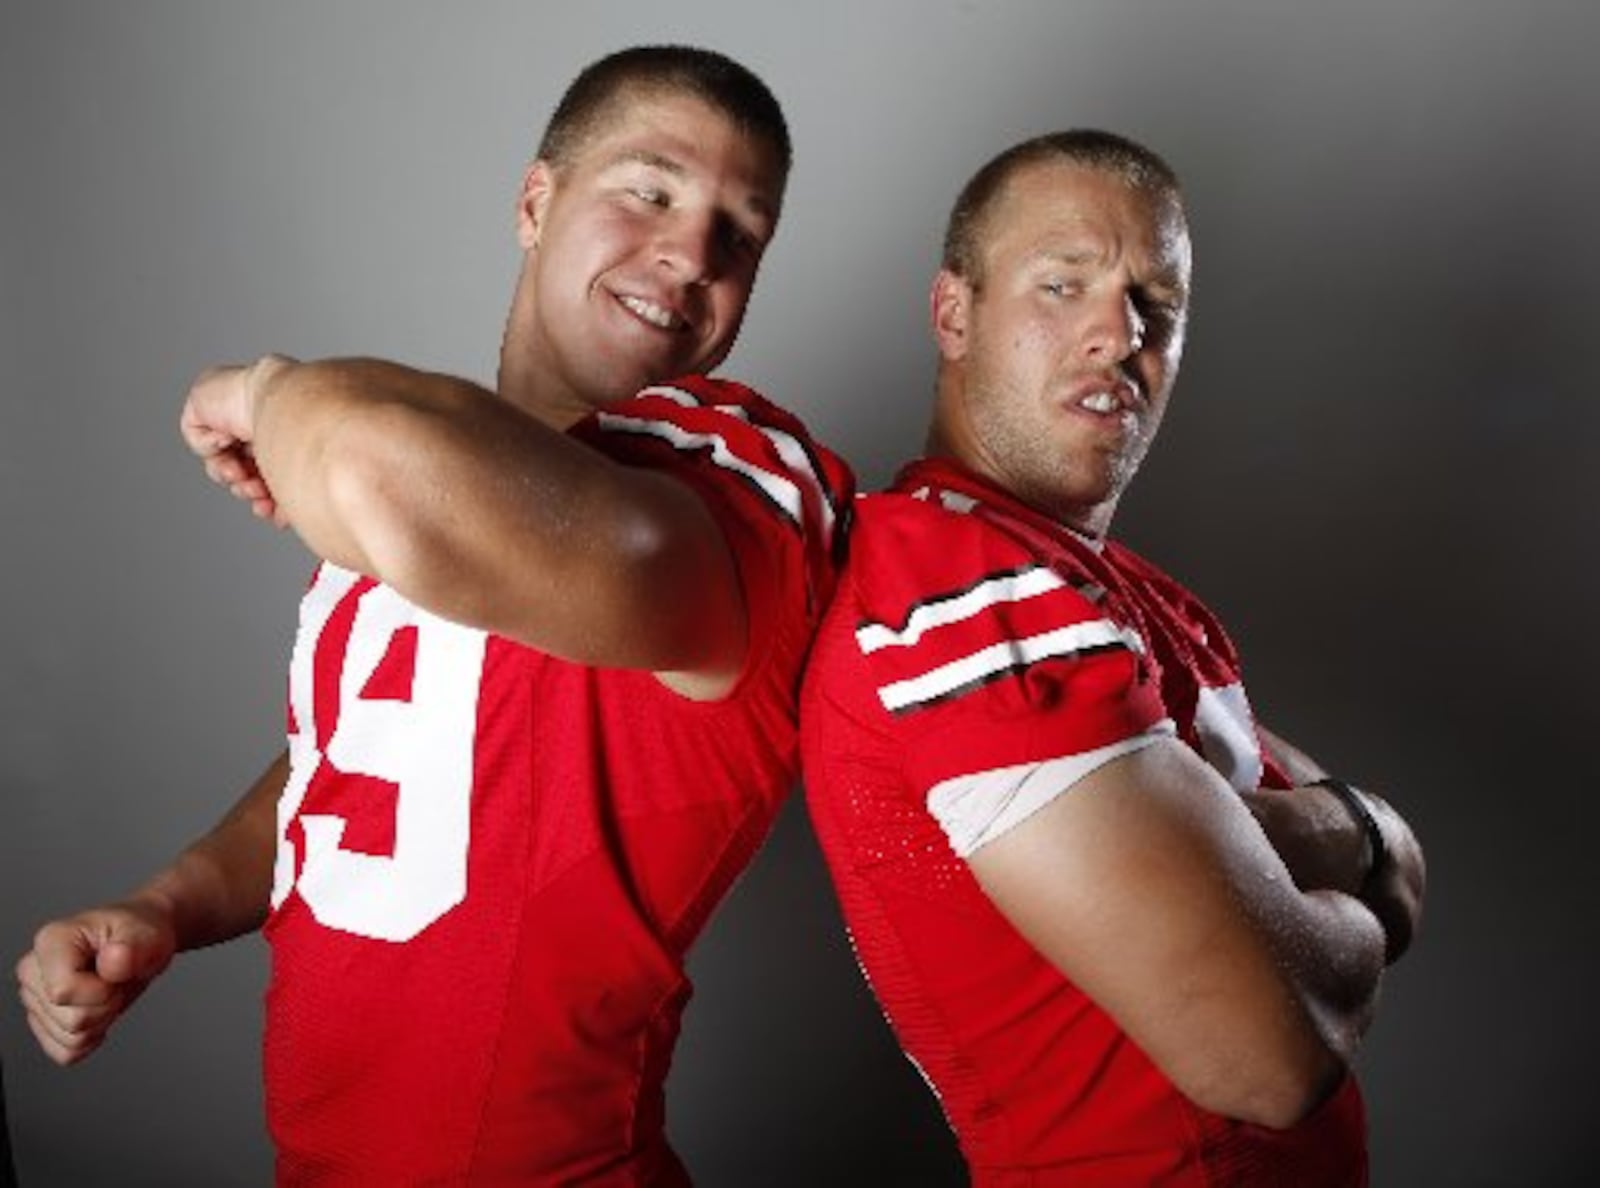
[496,352,588,432]
[921,441,1117,540]
[496,281,589,432]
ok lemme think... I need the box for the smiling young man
[17,47,849,1184]
[801,131,1425,1185]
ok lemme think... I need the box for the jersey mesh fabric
[801,457,1366,1187]
[264,376,850,1185]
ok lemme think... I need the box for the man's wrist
[240,353,296,435]
[1311,777,1389,891]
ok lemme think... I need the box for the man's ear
[515,160,556,250]
[931,269,972,362]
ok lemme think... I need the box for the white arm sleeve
[926,720,1177,859]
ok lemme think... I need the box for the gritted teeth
[618,294,683,330]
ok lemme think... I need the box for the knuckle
[56,1040,93,1066]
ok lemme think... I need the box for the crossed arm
[19,356,751,1063]
[967,734,1425,1129]
[1247,730,1424,964]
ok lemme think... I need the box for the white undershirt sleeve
[926,720,1177,859]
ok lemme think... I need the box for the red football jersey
[802,458,1366,1187]
[264,377,851,1185]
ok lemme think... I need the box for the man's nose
[654,211,720,283]
[1081,290,1145,363]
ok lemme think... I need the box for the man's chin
[586,359,679,406]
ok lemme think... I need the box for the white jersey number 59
[273,567,485,942]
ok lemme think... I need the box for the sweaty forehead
[990,161,1190,279]
[570,88,786,199]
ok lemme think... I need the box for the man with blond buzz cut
[801,130,1424,1186]
[19,46,850,1184]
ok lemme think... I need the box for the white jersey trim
[856,564,1068,654]
[927,721,1176,858]
[1193,682,1264,794]
[756,421,838,544]
[875,619,1147,714]
[595,408,803,526]
[637,382,838,545]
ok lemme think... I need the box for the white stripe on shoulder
[876,619,1146,714]
[753,423,837,543]
[927,722,1175,858]
[630,384,836,541]
[627,381,832,541]
[637,384,702,409]
[594,410,803,525]
[857,565,1067,654]
[638,382,753,421]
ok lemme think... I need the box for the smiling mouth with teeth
[1080,391,1123,414]
[618,294,684,331]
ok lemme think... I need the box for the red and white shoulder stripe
[858,561,1146,715]
[851,501,1146,718]
[583,377,848,555]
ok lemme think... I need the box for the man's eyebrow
[1035,247,1188,295]
[602,147,778,223]
[606,148,687,176]
[1142,266,1190,299]
[1039,247,1100,267]
[743,191,778,223]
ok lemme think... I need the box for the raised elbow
[1179,1039,1350,1130]
[1224,1069,1344,1131]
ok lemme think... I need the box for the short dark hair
[942,129,1183,284]
[537,45,791,177]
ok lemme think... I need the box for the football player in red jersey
[18,46,850,1184]
[801,130,1425,1186]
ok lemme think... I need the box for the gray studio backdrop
[3,2,1597,1184]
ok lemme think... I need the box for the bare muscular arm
[967,737,1386,1129]
[182,356,747,698]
